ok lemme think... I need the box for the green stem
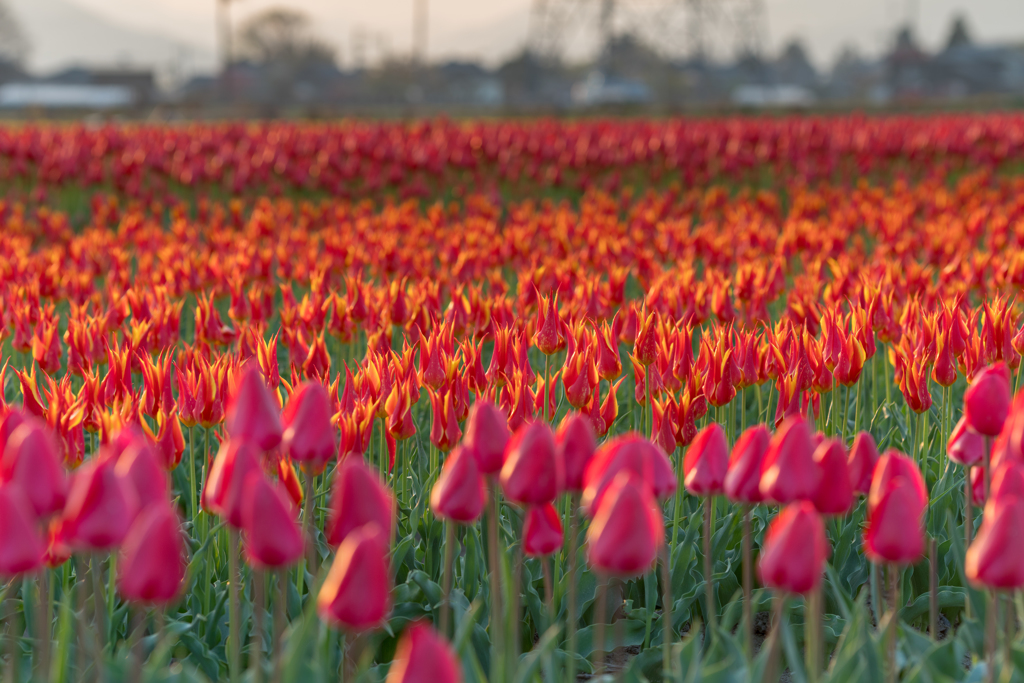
[440,522,454,638]
[229,527,241,683]
[566,496,579,683]
[703,495,715,633]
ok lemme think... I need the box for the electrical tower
[528,0,768,64]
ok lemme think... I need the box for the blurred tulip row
[4,115,1024,206]
[2,121,1024,683]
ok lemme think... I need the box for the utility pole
[413,0,428,63]
[217,0,234,73]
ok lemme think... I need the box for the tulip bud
[947,416,984,467]
[586,470,663,578]
[811,439,853,516]
[114,441,170,522]
[759,415,820,504]
[522,503,563,557]
[867,451,927,514]
[758,501,828,595]
[990,461,1024,504]
[462,402,510,476]
[683,423,729,497]
[501,422,562,505]
[847,431,879,496]
[724,425,769,504]
[0,484,45,576]
[430,446,486,524]
[226,364,283,451]
[1,419,67,520]
[581,434,676,514]
[556,413,596,492]
[966,496,1024,589]
[386,622,463,683]
[204,438,261,529]
[632,309,658,367]
[242,471,304,568]
[281,382,336,473]
[318,523,390,631]
[964,363,1011,437]
[117,503,185,605]
[60,459,137,551]
[864,476,925,565]
[327,458,394,547]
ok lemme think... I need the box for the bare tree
[0,0,29,67]
[236,8,335,71]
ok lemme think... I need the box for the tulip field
[5,114,1024,683]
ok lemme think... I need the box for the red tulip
[501,422,562,505]
[811,439,853,516]
[586,470,663,578]
[759,415,820,504]
[864,476,925,565]
[327,457,394,546]
[431,446,486,523]
[556,413,596,492]
[281,382,335,473]
[947,416,984,467]
[462,401,510,475]
[683,423,729,497]
[0,410,27,461]
[724,425,769,504]
[1,420,67,519]
[990,461,1024,504]
[60,458,137,551]
[0,484,45,576]
[226,364,283,451]
[386,622,463,683]
[318,523,390,631]
[633,308,658,367]
[581,433,676,514]
[758,501,828,595]
[867,451,927,514]
[964,363,1011,437]
[114,441,169,516]
[522,503,563,557]
[847,431,880,495]
[117,503,185,605]
[204,438,261,529]
[242,471,304,568]
[971,466,986,507]
[966,496,1024,589]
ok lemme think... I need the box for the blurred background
[0,0,1022,116]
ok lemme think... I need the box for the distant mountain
[8,0,214,78]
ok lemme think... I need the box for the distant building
[572,71,651,106]
[0,67,155,110]
[0,82,133,109]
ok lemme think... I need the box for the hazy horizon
[9,0,1024,76]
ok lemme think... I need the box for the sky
[10,0,1024,75]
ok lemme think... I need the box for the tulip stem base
[271,569,286,683]
[965,471,974,621]
[229,527,241,683]
[929,536,938,640]
[660,545,674,682]
[252,569,265,683]
[742,505,753,661]
[486,482,504,683]
[703,496,716,634]
[764,594,784,683]
[35,572,49,683]
[594,577,607,677]
[441,522,454,638]
[566,496,579,683]
[985,590,997,683]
